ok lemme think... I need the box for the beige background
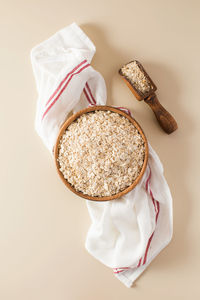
[1,0,200,299]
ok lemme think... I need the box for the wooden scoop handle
[144,93,178,134]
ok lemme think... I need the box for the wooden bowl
[54,106,148,201]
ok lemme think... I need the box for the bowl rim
[54,105,148,201]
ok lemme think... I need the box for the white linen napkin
[31,22,173,288]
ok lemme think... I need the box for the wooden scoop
[119,60,178,134]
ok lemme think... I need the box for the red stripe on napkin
[116,107,131,115]
[83,87,93,105]
[113,269,125,274]
[86,82,96,104]
[115,169,160,272]
[142,173,160,265]
[45,60,87,107]
[114,168,160,274]
[137,258,142,268]
[42,63,90,120]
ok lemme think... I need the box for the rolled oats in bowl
[57,109,146,198]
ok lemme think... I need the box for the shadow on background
[81,23,130,106]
